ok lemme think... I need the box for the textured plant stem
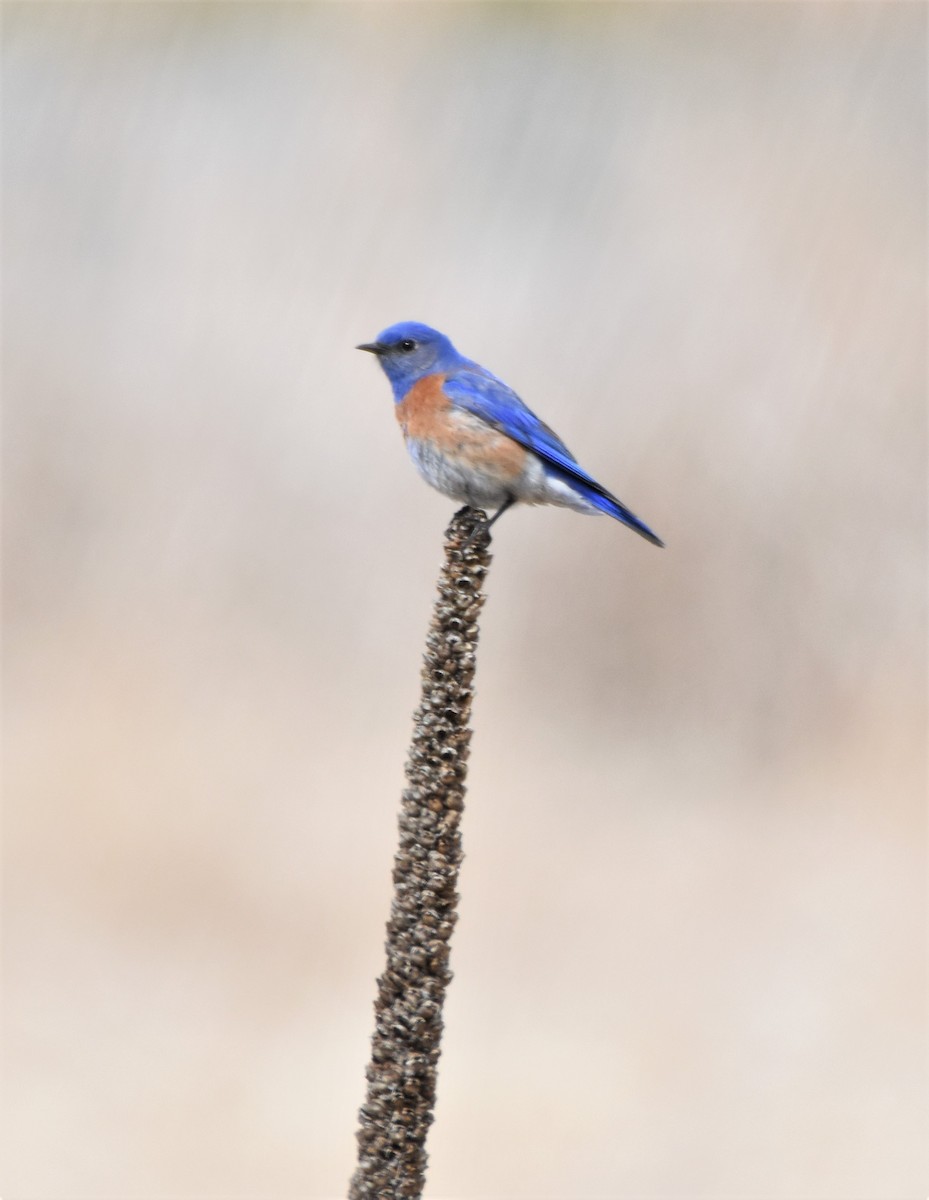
[349,506,492,1200]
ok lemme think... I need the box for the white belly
[406,438,601,515]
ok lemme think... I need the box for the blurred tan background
[3,2,926,1197]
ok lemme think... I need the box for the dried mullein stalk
[349,506,492,1199]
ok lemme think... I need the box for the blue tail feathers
[547,464,664,547]
[584,485,664,547]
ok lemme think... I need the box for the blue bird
[357,321,663,547]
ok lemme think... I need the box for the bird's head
[357,322,461,398]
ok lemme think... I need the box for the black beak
[356,341,387,355]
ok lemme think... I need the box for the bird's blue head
[357,321,462,400]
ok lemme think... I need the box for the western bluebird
[357,321,663,547]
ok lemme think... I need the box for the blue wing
[442,367,664,547]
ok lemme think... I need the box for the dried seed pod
[349,507,492,1199]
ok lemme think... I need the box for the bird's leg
[484,493,516,532]
[461,494,515,551]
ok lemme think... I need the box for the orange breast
[395,374,452,440]
[396,373,529,486]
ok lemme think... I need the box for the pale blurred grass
[2,2,926,1197]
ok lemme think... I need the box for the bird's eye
[399,339,416,352]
